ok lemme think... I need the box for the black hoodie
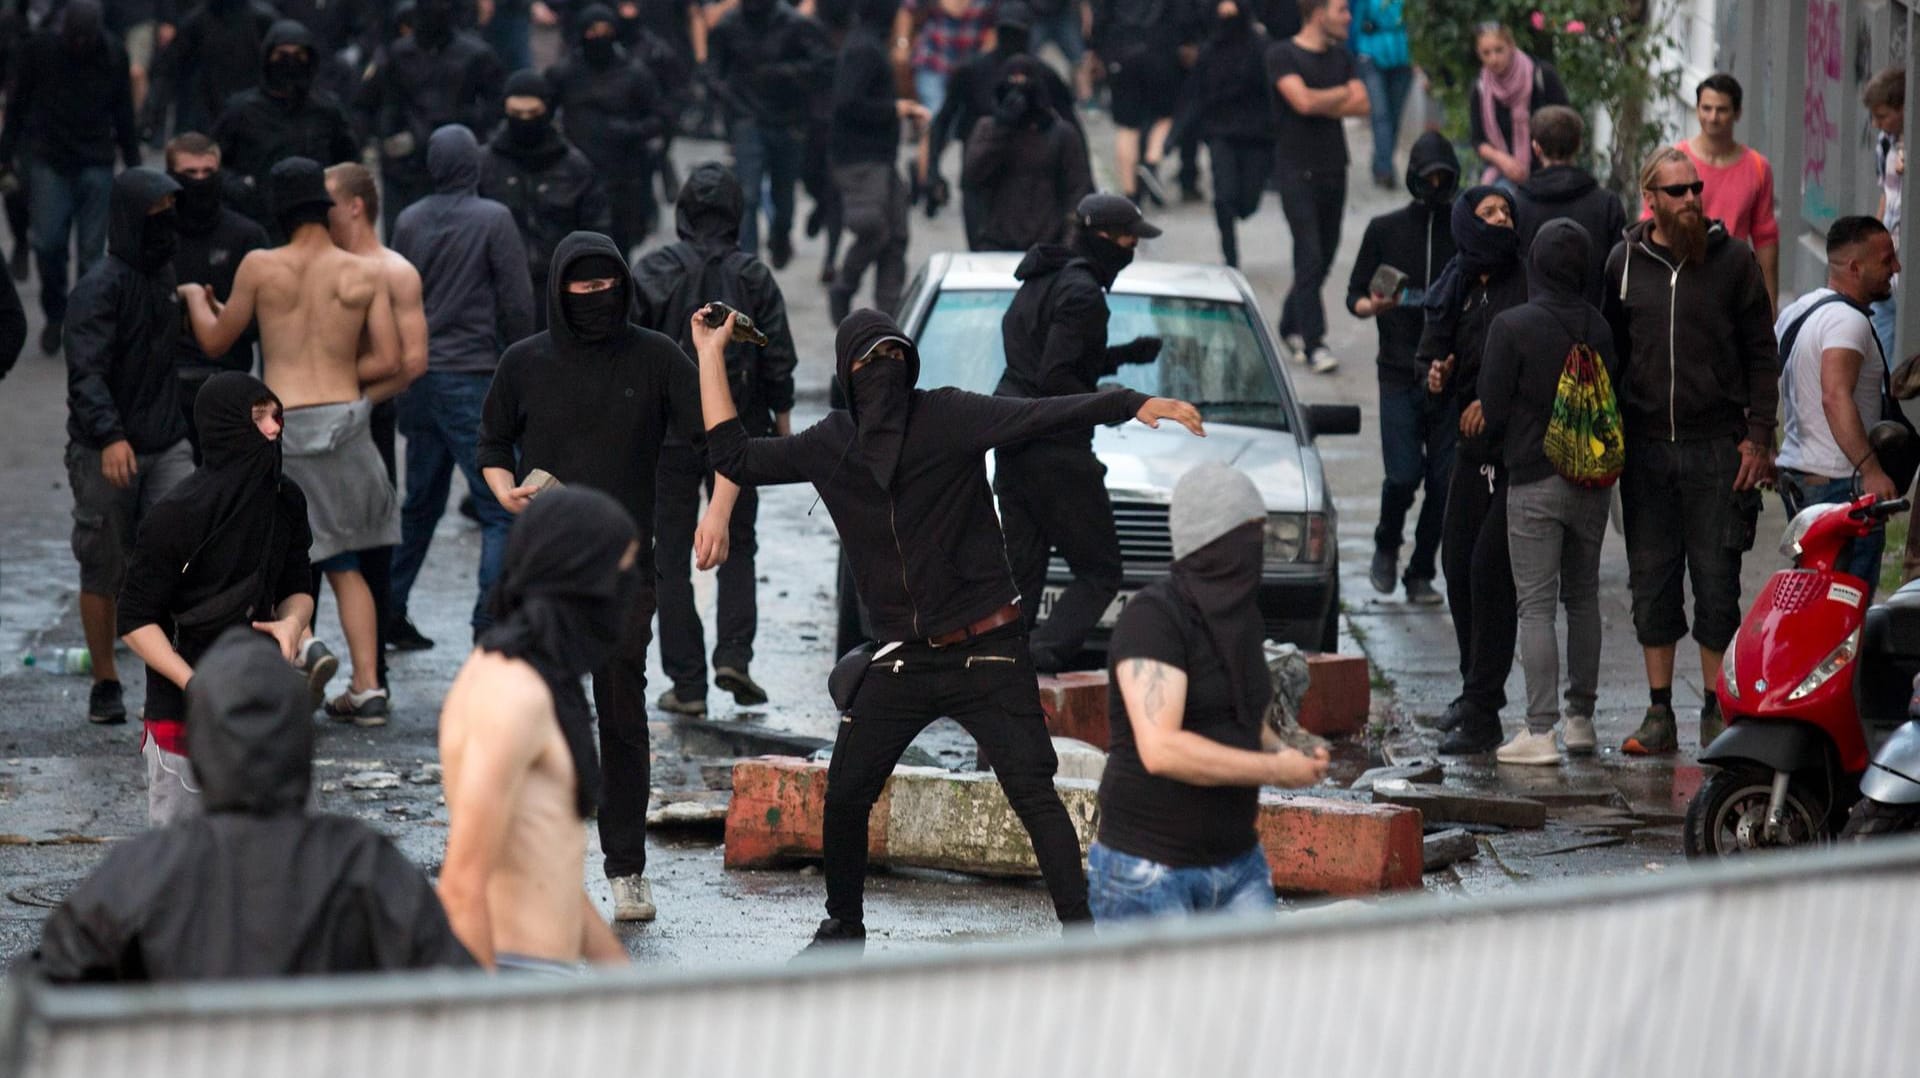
[172,179,270,378]
[480,74,612,288]
[1190,6,1271,143]
[707,309,1149,641]
[630,163,798,436]
[1479,219,1620,485]
[995,243,1137,449]
[211,20,362,231]
[33,629,475,983]
[370,12,505,167]
[705,0,835,129]
[66,168,190,454]
[156,0,277,135]
[479,231,709,533]
[1347,131,1460,386]
[925,39,1079,181]
[961,57,1093,252]
[827,0,900,165]
[546,5,669,183]
[0,1,139,171]
[1603,217,1778,446]
[1513,163,1627,308]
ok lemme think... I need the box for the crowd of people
[0,0,1913,982]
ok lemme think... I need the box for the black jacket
[1603,218,1778,446]
[1417,247,1528,467]
[1189,15,1271,143]
[706,2,834,130]
[33,631,474,982]
[480,124,612,285]
[961,88,1092,252]
[925,45,1078,178]
[211,20,362,230]
[66,169,188,454]
[1480,219,1620,485]
[994,244,1138,450]
[173,204,269,377]
[152,0,276,132]
[708,311,1149,642]
[480,231,707,533]
[631,163,797,437]
[1514,164,1626,308]
[371,27,505,175]
[1348,132,1459,386]
[547,18,669,181]
[827,17,897,165]
[0,16,138,170]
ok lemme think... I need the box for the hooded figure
[546,3,669,257]
[478,488,641,818]
[1346,131,1460,386]
[480,69,611,322]
[960,55,1093,253]
[155,0,277,134]
[1514,143,1627,308]
[1188,0,1271,267]
[33,628,475,982]
[370,2,506,230]
[211,19,361,233]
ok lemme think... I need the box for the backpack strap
[1778,292,1861,373]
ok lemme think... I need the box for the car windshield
[914,289,1292,431]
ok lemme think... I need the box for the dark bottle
[701,302,770,346]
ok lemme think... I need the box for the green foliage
[1405,0,1686,195]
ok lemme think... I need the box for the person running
[696,303,1203,950]
[826,0,925,324]
[1187,0,1270,268]
[438,489,639,972]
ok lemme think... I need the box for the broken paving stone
[1422,828,1479,871]
[343,771,402,790]
[1350,763,1444,793]
[647,798,730,827]
[407,764,442,785]
[320,782,339,793]
[1372,783,1547,829]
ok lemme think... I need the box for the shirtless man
[181,157,404,724]
[437,488,637,972]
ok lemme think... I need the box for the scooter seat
[1858,580,1920,726]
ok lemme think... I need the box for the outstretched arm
[181,253,262,358]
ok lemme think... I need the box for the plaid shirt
[904,0,999,76]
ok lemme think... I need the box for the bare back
[231,231,391,409]
[439,651,586,962]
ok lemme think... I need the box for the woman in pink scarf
[1468,24,1568,186]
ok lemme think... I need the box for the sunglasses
[1652,181,1705,198]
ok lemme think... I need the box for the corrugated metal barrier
[7,838,1920,1077]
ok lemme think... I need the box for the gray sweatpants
[1507,476,1610,734]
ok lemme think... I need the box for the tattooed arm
[1114,658,1329,788]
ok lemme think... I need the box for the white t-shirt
[1775,288,1885,478]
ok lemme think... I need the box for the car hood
[1089,420,1318,513]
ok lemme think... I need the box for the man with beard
[35,628,474,981]
[165,133,270,460]
[367,0,507,234]
[1347,130,1459,607]
[481,70,612,332]
[547,6,670,259]
[438,489,640,971]
[632,163,795,717]
[826,0,926,323]
[694,303,1202,949]
[212,19,361,235]
[479,232,736,924]
[960,55,1091,253]
[149,0,276,137]
[995,195,1163,673]
[705,0,834,264]
[1605,147,1777,754]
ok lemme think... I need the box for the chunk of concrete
[1050,737,1107,782]
[1349,763,1444,793]
[1036,672,1113,749]
[1297,654,1370,738]
[1422,828,1479,871]
[1371,783,1548,829]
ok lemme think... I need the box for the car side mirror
[1306,403,1362,437]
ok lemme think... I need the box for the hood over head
[576,1,618,37]
[834,307,921,415]
[427,124,482,194]
[1406,130,1461,206]
[1168,463,1271,729]
[187,627,315,815]
[675,162,745,246]
[497,70,566,163]
[993,2,1031,51]
[545,231,634,351]
[504,68,555,108]
[1526,218,1593,303]
[194,371,283,473]
[107,167,183,270]
[836,309,920,489]
[414,0,457,46]
[260,18,317,100]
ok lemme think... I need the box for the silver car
[835,253,1360,656]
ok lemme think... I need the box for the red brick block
[1037,672,1112,749]
[1255,793,1423,895]
[723,757,888,869]
[1297,653,1370,738]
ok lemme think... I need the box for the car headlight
[1264,513,1328,565]
[1788,627,1860,701]
[1722,630,1739,699]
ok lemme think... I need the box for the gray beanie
[1170,462,1266,560]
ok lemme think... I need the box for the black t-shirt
[1265,38,1353,174]
[1096,581,1263,867]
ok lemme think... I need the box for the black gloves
[994,86,1031,128]
[1109,335,1163,368]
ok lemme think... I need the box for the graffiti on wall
[1803,0,1843,224]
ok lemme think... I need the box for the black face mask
[850,357,909,488]
[141,208,180,271]
[170,173,224,232]
[582,35,617,65]
[562,288,626,341]
[1170,520,1270,727]
[264,54,315,99]
[1415,172,1458,208]
[507,114,551,147]
[1075,231,1135,285]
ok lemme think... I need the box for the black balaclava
[503,69,558,150]
[171,171,224,235]
[141,207,180,272]
[62,0,103,56]
[1074,226,1134,288]
[415,0,455,46]
[992,2,1031,54]
[559,252,627,341]
[479,488,641,819]
[994,55,1052,130]
[1171,520,1271,728]
[835,308,920,490]
[263,44,316,101]
[579,4,619,66]
[1423,184,1519,320]
[1406,130,1461,208]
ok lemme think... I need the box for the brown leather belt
[926,602,1022,647]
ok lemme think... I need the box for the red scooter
[1684,491,1912,857]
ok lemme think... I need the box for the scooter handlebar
[1866,497,1912,520]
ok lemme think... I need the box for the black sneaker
[655,687,708,716]
[768,233,794,269]
[715,665,769,707]
[1369,547,1397,595]
[795,917,866,959]
[1418,698,1469,732]
[324,688,390,728]
[40,320,61,356]
[387,616,435,652]
[300,639,340,710]
[1404,577,1444,606]
[1438,705,1503,754]
[87,679,126,725]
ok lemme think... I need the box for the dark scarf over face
[164,373,288,631]
[1170,521,1272,729]
[1074,229,1134,288]
[1423,184,1519,320]
[478,488,641,819]
[834,308,922,490]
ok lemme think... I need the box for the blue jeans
[1777,469,1886,594]
[1360,61,1414,183]
[29,160,113,324]
[1087,842,1274,924]
[914,68,948,119]
[390,372,513,632]
[1872,296,1899,370]
[1027,9,1085,67]
[730,118,804,257]
[1376,380,1456,581]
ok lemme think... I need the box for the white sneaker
[1495,729,1562,766]
[1283,333,1308,364]
[1560,714,1598,755]
[1307,346,1341,374]
[610,875,656,922]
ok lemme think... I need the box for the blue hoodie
[391,126,537,374]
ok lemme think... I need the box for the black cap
[269,157,332,219]
[996,2,1033,29]
[1076,192,1162,239]
[505,68,553,105]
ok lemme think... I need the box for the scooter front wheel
[1683,766,1830,858]
[1840,797,1920,839]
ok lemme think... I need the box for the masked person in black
[1347,130,1460,606]
[961,55,1092,253]
[478,232,737,925]
[1419,184,1529,754]
[367,0,507,234]
[705,0,835,264]
[149,0,276,137]
[995,194,1164,673]
[1186,0,1269,268]
[117,373,314,824]
[547,5,671,259]
[632,163,796,717]
[825,0,926,324]
[35,628,474,982]
[695,303,1203,950]
[481,70,612,332]
[212,19,362,235]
